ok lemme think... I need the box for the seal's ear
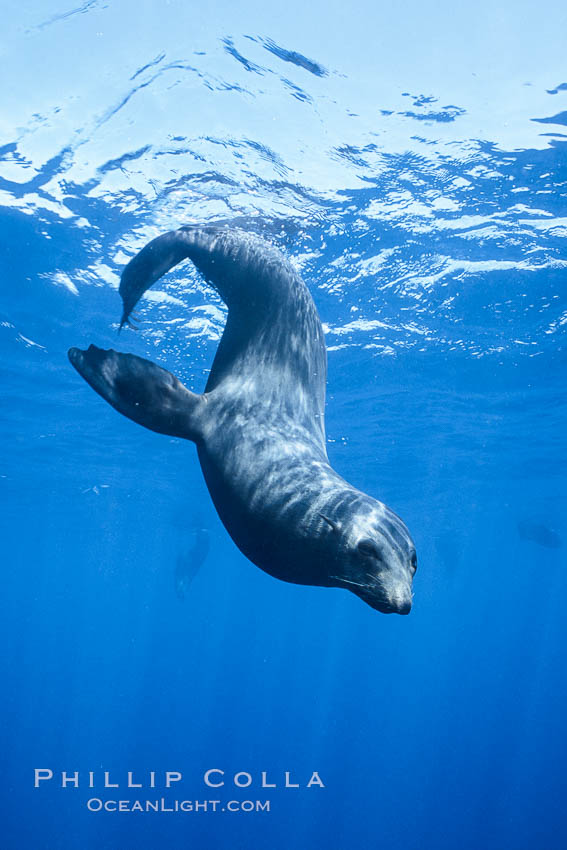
[68,345,205,443]
[320,514,341,533]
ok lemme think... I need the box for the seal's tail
[69,226,326,438]
[119,225,297,329]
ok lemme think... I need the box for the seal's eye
[357,539,381,559]
[410,550,417,572]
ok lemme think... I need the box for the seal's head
[322,497,416,615]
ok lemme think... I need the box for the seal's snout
[364,580,413,615]
[394,597,412,615]
[378,594,412,615]
[358,587,412,615]
[385,582,413,615]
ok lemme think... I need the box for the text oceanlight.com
[86,798,270,813]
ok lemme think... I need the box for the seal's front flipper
[68,345,205,442]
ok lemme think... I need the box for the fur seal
[68,226,416,614]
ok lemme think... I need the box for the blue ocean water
[1,2,566,848]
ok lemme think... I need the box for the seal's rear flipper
[118,226,293,328]
[68,345,205,442]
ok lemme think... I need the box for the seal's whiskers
[330,576,369,589]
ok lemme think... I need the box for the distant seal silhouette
[518,520,562,550]
[175,527,210,600]
[68,226,416,614]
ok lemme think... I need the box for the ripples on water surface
[1,3,566,849]
[3,5,566,475]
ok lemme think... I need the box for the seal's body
[69,226,416,614]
